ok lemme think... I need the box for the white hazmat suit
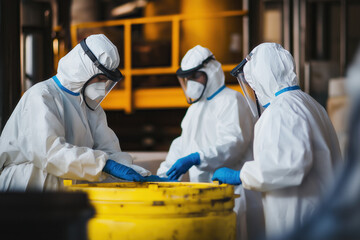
[239,43,343,237]
[0,34,149,191]
[157,45,264,240]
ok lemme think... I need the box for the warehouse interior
[1,0,359,153]
[1,0,360,239]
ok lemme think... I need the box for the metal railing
[71,10,248,112]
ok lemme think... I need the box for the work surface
[129,151,190,181]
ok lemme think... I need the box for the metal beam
[300,0,307,89]
[70,10,248,112]
[101,84,243,110]
[340,0,347,75]
[0,0,21,130]
[243,0,249,56]
[293,0,301,82]
[316,3,326,59]
[283,0,292,51]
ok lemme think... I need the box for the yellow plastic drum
[68,182,236,240]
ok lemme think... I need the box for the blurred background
[0,0,359,162]
[1,1,360,239]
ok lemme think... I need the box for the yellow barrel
[68,182,236,240]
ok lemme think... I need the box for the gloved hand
[212,167,242,185]
[143,175,178,182]
[167,152,200,180]
[103,159,145,182]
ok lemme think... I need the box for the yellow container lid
[68,182,235,216]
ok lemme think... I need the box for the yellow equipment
[68,182,236,240]
[70,10,247,113]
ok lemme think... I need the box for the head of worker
[176,45,225,104]
[56,33,123,111]
[231,42,299,117]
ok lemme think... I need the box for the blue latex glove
[212,167,242,185]
[166,152,200,180]
[103,159,145,182]
[143,175,178,182]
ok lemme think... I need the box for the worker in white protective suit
[212,42,343,238]
[0,34,169,191]
[157,45,264,240]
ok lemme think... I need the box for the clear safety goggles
[80,38,124,110]
[177,71,207,104]
[82,74,119,110]
[176,55,213,104]
[230,53,260,118]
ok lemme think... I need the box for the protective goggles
[230,53,261,118]
[178,71,208,104]
[176,55,214,78]
[176,55,213,104]
[80,38,124,110]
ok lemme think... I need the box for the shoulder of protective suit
[208,87,244,111]
[212,87,242,101]
[262,94,309,126]
[21,80,59,106]
[24,80,47,94]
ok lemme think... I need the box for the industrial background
[1,0,359,154]
[1,1,360,239]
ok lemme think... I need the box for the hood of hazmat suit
[57,34,120,93]
[176,45,226,103]
[0,34,150,191]
[239,42,343,237]
[158,45,265,240]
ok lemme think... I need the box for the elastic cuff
[197,151,207,168]
[236,170,242,185]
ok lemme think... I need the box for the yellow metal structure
[68,182,236,240]
[71,10,247,112]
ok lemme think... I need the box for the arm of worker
[164,92,255,180]
[102,159,146,182]
[240,107,313,192]
[157,137,183,178]
[20,91,116,182]
[196,93,255,171]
